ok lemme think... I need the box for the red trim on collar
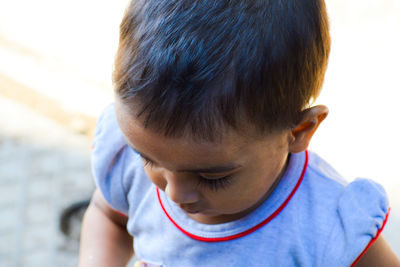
[156,150,309,242]
[350,208,391,267]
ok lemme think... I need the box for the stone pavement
[0,96,94,267]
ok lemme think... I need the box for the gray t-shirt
[92,104,389,267]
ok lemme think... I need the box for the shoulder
[91,104,151,215]
[302,151,390,266]
[306,150,347,187]
[305,151,389,220]
[91,104,130,190]
[332,178,390,266]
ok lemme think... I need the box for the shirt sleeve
[321,178,390,266]
[91,104,131,215]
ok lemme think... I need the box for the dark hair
[114,0,330,141]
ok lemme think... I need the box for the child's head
[113,0,330,142]
[113,0,330,224]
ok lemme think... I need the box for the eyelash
[196,175,233,192]
[142,157,154,168]
[141,157,234,191]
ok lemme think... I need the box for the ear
[289,105,329,153]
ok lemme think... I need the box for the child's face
[116,101,292,224]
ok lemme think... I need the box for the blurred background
[0,0,399,266]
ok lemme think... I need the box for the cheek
[144,168,166,190]
[206,188,259,215]
[225,158,286,208]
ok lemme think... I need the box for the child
[79,0,400,266]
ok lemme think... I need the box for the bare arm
[354,236,400,267]
[79,189,133,267]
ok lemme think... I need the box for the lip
[179,204,202,214]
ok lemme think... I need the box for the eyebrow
[131,147,241,174]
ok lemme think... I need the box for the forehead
[115,101,249,164]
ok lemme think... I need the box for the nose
[164,172,200,204]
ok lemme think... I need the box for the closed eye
[196,174,234,191]
[138,149,235,191]
[131,147,156,168]
[142,157,155,168]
